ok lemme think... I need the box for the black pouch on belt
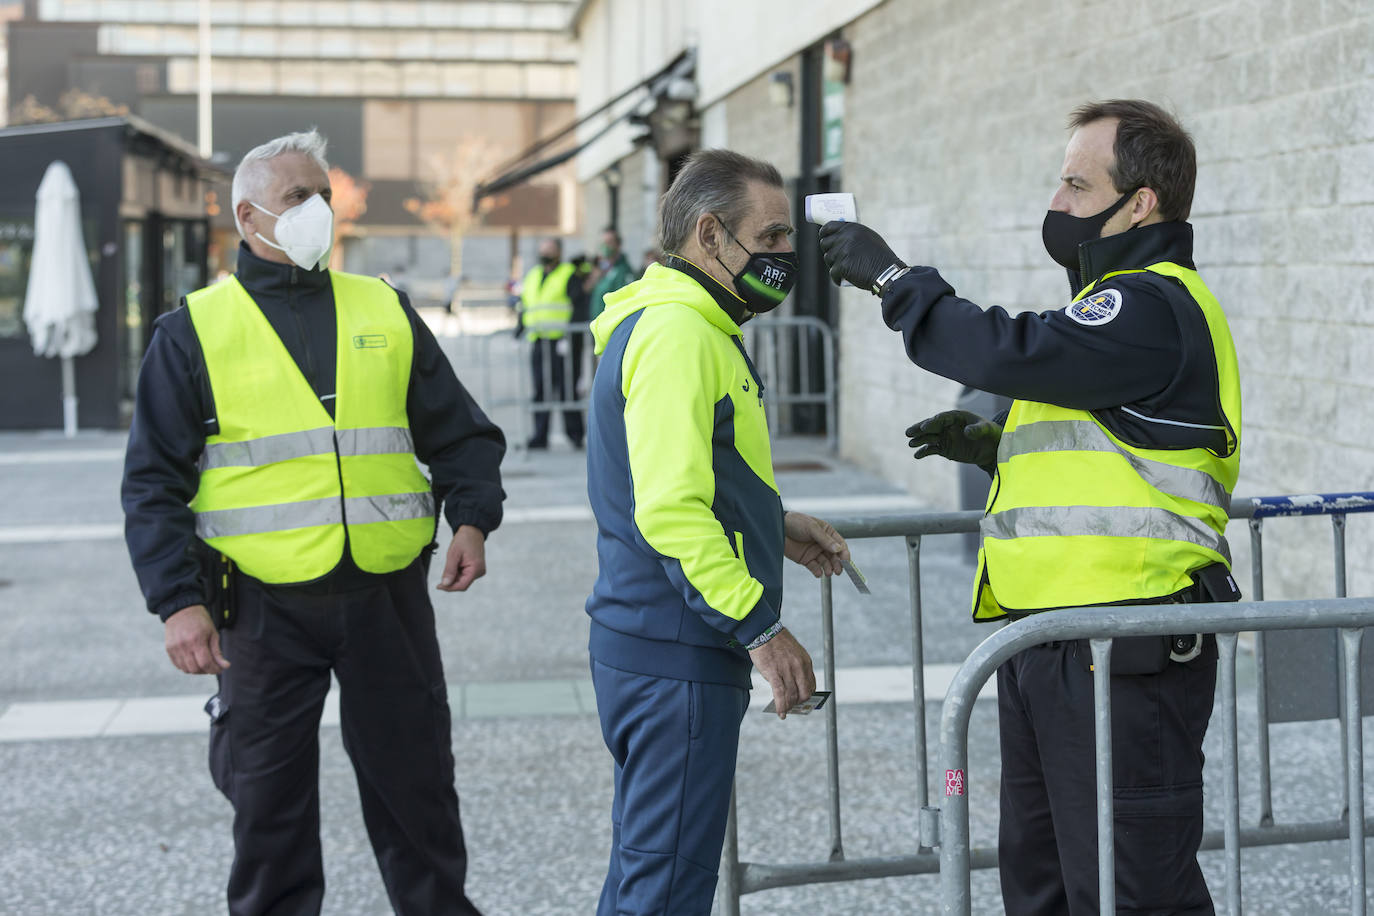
[198,541,237,630]
[1072,635,1171,675]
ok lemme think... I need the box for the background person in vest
[120,129,505,916]
[519,238,585,449]
[820,100,1239,915]
[586,149,851,915]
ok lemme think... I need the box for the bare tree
[403,137,509,298]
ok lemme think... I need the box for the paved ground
[1,401,1372,913]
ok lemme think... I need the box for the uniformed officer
[519,237,585,449]
[121,129,505,916]
[821,100,1240,915]
[585,149,850,914]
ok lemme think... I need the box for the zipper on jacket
[730,337,765,395]
[288,266,319,396]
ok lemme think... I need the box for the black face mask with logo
[713,216,799,314]
[1041,189,1137,271]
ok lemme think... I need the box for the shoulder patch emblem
[1067,288,1123,326]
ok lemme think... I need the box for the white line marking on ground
[0,449,125,465]
[0,524,124,544]
[0,665,992,743]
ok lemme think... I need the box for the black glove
[905,410,1002,470]
[818,221,905,292]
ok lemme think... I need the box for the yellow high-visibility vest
[185,272,436,584]
[973,261,1242,620]
[520,262,575,340]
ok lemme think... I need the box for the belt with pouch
[1043,562,1240,675]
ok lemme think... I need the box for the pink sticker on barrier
[945,768,965,796]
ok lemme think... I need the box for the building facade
[570,0,1374,599]
[7,0,584,298]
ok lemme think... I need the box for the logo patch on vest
[353,334,387,349]
[1067,288,1123,326]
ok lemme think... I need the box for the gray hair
[656,149,783,254]
[231,129,330,238]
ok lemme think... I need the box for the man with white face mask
[121,129,504,916]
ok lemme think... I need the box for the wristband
[876,265,912,297]
[746,621,784,651]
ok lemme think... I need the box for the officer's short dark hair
[657,149,784,253]
[602,226,621,244]
[1069,100,1197,222]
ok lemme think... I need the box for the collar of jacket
[661,254,751,326]
[1070,221,1196,295]
[234,240,332,297]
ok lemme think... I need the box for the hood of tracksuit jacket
[591,260,748,353]
[230,241,340,409]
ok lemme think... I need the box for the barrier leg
[1089,638,1115,915]
[721,785,742,916]
[1342,627,1366,915]
[821,576,844,861]
[1250,518,1275,826]
[1218,632,1243,915]
[908,536,930,827]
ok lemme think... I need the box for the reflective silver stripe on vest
[982,505,1232,565]
[336,427,414,457]
[198,426,336,471]
[345,491,435,525]
[195,496,343,539]
[1001,420,1231,512]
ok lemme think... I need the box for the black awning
[472,49,693,208]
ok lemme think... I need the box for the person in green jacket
[588,227,636,321]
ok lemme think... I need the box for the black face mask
[540,255,558,268]
[1041,190,1137,270]
[713,217,798,314]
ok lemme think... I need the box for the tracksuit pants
[208,561,481,916]
[997,641,1217,915]
[591,659,750,916]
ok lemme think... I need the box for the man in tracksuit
[821,100,1239,915]
[121,129,504,915]
[585,149,851,915]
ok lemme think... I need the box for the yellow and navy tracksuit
[584,259,782,913]
[880,221,1238,915]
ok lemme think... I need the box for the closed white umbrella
[22,160,99,437]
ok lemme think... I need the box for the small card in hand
[842,558,871,595]
[762,690,832,715]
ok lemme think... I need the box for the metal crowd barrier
[445,314,838,453]
[720,492,1374,914]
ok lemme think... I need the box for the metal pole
[721,786,742,916]
[1250,518,1274,826]
[821,575,844,861]
[1089,638,1116,914]
[1341,627,1366,915]
[908,536,930,823]
[1333,514,1348,598]
[1218,631,1243,915]
[823,320,837,452]
[197,0,212,158]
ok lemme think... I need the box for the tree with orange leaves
[328,167,369,270]
[403,137,508,299]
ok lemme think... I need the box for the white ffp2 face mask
[251,193,334,271]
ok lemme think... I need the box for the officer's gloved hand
[905,410,1002,471]
[818,221,905,292]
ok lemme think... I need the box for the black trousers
[997,641,1216,916]
[209,561,481,916]
[529,337,584,446]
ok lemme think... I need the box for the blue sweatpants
[591,659,750,916]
